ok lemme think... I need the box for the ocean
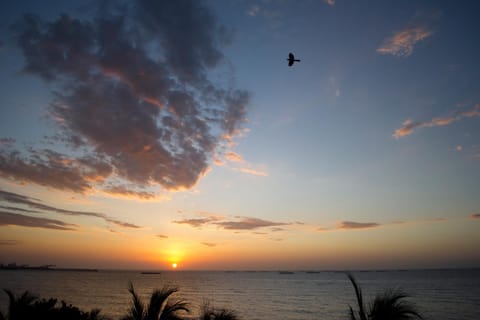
[0,269,479,320]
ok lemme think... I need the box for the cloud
[470,213,480,219]
[174,214,289,231]
[102,185,157,200]
[237,168,268,177]
[0,211,76,230]
[216,217,288,230]
[226,151,243,162]
[247,5,260,17]
[0,205,38,214]
[0,189,140,228]
[338,221,381,229]
[324,0,335,6]
[318,217,448,232]
[157,234,168,239]
[0,138,15,145]
[0,239,21,245]
[201,242,217,247]
[0,150,112,193]
[173,217,217,228]
[393,104,480,138]
[377,25,432,57]
[2,0,249,197]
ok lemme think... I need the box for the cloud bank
[0,0,249,197]
[394,104,480,138]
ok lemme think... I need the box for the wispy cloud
[469,213,480,219]
[318,217,447,232]
[237,168,268,177]
[338,221,380,229]
[377,25,432,57]
[174,214,289,231]
[173,217,218,228]
[157,234,168,239]
[0,0,249,198]
[201,242,217,247]
[0,211,76,230]
[324,0,335,6]
[226,151,243,162]
[393,104,480,138]
[216,217,288,230]
[0,189,140,228]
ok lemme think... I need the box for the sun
[172,263,178,269]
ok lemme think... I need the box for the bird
[287,52,301,66]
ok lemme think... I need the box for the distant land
[0,263,98,272]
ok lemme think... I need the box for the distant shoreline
[0,265,98,272]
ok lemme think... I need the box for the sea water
[0,269,479,320]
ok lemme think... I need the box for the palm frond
[349,305,358,320]
[160,299,189,320]
[370,289,422,320]
[123,283,145,320]
[200,303,237,320]
[146,287,179,320]
[347,273,368,320]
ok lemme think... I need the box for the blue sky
[0,0,479,270]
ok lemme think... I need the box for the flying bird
[287,52,301,66]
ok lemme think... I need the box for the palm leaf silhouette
[123,283,188,320]
[347,273,422,320]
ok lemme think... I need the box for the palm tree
[347,273,423,320]
[122,283,189,320]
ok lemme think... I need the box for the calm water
[0,269,479,320]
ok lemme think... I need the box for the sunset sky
[1,0,479,271]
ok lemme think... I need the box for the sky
[0,0,479,271]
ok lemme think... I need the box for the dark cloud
[216,217,288,230]
[103,184,157,200]
[0,189,140,228]
[157,234,168,239]
[0,239,21,245]
[338,221,381,230]
[470,213,480,219]
[0,205,38,214]
[2,0,249,196]
[0,150,112,193]
[0,211,76,230]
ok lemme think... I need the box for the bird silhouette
[287,52,301,66]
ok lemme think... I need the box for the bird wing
[289,53,294,60]
[288,60,294,66]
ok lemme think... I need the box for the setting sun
[172,263,178,269]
